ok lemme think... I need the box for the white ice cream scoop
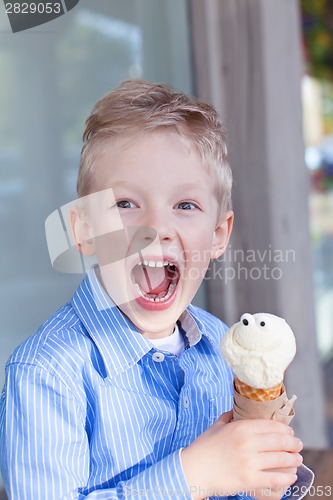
[220,313,296,389]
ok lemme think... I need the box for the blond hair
[77,80,232,218]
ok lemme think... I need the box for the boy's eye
[176,201,198,210]
[116,200,136,209]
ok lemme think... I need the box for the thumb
[217,410,233,425]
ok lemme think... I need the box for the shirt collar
[71,266,215,378]
[182,303,219,350]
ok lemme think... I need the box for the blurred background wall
[0,0,332,492]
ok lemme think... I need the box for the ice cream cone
[221,313,297,423]
[234,376,284,402]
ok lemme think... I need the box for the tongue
[133,265,170,294]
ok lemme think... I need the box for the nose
[142,207,175,242]
[126,225,158,256]
[127,208,175,257]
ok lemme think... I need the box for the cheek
[182,255,210,294]
[92,216,120,238]
[187,231,214,259]
[99,260,136,308]
[183,238,213,280]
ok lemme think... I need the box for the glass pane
[0,3,194,489]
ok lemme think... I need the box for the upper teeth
[139,260,172,268]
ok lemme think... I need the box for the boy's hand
[252,478,295,500]
[181,412,303,500]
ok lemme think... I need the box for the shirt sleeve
[0,362,192,500]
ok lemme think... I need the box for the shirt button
[152,352,165,363]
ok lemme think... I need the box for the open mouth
[131,259,180,303]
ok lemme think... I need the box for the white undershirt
[149,324,185,357]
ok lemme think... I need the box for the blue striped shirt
[0,268,313,499]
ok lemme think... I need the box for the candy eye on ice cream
[220,312,297,423]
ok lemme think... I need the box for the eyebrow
[112,181,205,192]
[111,181,133,188]
[176,183,205,191]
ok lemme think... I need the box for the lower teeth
[134,283,176,302]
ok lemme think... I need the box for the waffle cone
[234,377,284,402]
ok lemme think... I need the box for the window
[0,0,193,418]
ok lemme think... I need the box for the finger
[256,433,303,453]
[251,419,295,435]
[273,466,298,472]
[260,468,298,489]
[258,452,303,471]
[216,410,233,425]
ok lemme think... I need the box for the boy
[0,80,309,499]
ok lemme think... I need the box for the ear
[211,210,234,260]
[69,205,96,257]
